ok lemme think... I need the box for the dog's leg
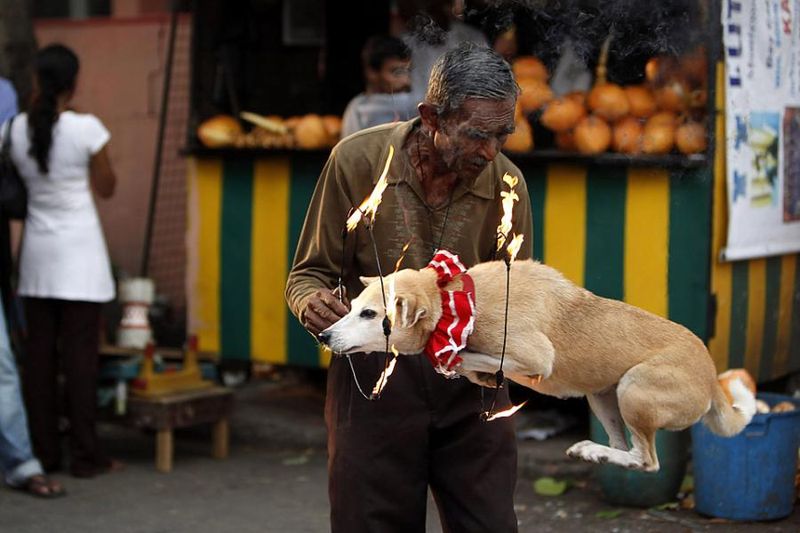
[567,377,663,472]
[564,432,657,472]
[457,351,534,387]
[586,388,628,451]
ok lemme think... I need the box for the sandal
[17,474,66,499]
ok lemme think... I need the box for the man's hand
[302,287,350,336]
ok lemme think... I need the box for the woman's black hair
[28,44,79,174]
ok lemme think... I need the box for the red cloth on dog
[424,250,476,377]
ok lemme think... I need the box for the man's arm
[286,149,352,335]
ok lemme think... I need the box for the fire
[485,400,528,421]
[394,241,410,273]
[371,345,399,397]
[346,145,395,232]
[386,276,398,327]
[506,233,525,263]
[496,173,520,251]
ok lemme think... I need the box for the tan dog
[321,259,756,472]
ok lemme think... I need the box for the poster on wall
[721,0,800,261]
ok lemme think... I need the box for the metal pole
[141,1,179,276]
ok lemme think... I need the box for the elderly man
[286,42,532,532]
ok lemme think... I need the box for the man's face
[433,97,516,180]
[376,58,411,93]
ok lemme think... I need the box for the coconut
[648,111,677,128]
[197,115,242,148]
[624,85,657,118]
[322,115,342,144]
[675,121,707,154]
[503,119,534,152]
[642,121,675,154]
[587,83,630,122]
[294,114,330,149]
[771,401,796,413]
[540,97,586,132]
[518,78,553,113]
[574,115,611,154]
[655,80,689,113]
[512,56,548,81]
[612,117,643,154]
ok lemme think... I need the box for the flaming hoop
[338,146,400,401]
[483,173,527,421]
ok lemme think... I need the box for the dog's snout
[318,331,331,345]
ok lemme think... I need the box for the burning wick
[483,401,528,421]
[343,147,400,401]
[346,145,395,232]
[496,173,519,252]
[371,346,399,398]
[506,233,525,264]
[484,173,526,420]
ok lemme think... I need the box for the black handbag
[0,116,27,219]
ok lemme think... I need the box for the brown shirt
[285,118,533,321]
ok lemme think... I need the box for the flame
[371,345,399,396]
[346,145,395,232]
[496,173,520,251]
[485,400,528,421]
[394,242,410,273]
[507,233,525,263]
[386,275,397,327]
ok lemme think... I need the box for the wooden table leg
[212,418,229,459]
[156,429,173,472]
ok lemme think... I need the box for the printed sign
[722,0,800,260]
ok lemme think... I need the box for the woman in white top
[10,44,119,478]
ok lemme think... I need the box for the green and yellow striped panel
[187,154,327,367]
[516,161,712,340]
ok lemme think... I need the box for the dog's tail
[702,377,756,437]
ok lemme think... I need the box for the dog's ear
[396,295,427,328]
[359,276,379,287]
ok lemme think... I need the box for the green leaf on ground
[595,509,623,519]
[680,474,694,493]
[533,477,568,496]
[653,502,679,511]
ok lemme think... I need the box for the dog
[320,258,756,472]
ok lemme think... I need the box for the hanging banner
[721,0,800,261]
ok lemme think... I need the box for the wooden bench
[126,386,233,472]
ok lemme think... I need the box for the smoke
[459,0,705,65]
[407,13,449,46]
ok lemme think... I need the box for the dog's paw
[565,440,610,465]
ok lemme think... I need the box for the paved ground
[2,370,798,532]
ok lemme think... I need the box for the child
[341,35,414,138]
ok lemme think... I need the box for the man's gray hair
[425,42,520,116]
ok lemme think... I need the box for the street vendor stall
[183,0,800,384]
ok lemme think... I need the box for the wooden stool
[126,386,234,472]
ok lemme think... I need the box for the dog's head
[320,268,439,354]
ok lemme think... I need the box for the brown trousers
[21,297,105,473]
[326,353,518,533]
